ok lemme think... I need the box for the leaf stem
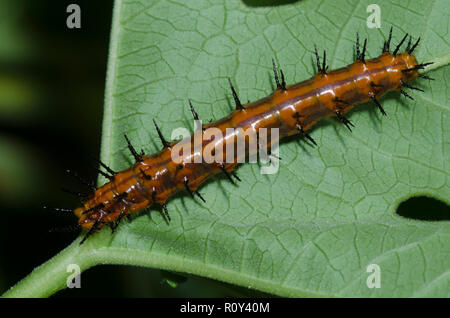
[2,238,90,298]
[2,233,325,298]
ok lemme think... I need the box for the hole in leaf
[397,196,450,221]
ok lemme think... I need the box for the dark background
[0,0,448,298]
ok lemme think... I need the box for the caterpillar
[61,28,433,245]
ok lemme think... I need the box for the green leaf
[4,0,450,297]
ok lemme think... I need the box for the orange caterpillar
[65,28,432,244]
